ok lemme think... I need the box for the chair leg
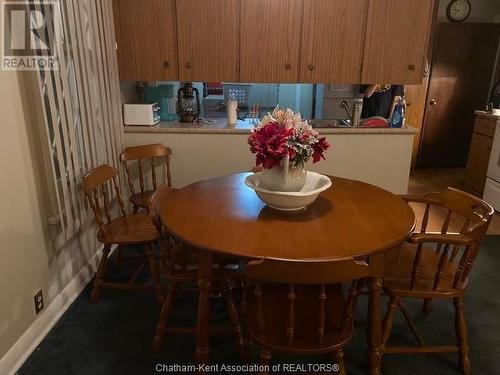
[222,286,246,360]
[151,282,178,352]
[133,205,139,214]
[115,245,124,269]
[367,277,383,375]
[239,278,247,319]
[352,277,367,309]
[333,349,347,375]
[146,244,163,304]
[382,296,399,345]
[422,298,433,315]
[90,244,111,303]
[259,349,272,375]
[454,297,471,375]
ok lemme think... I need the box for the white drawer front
[483,178,500,211]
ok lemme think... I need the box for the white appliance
[484,121,500,210]
[123,102,160,126]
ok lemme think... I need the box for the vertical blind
[33,0,123,247]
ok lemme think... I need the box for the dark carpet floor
[18,236,500,375]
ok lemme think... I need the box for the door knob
[308,64,314,71]
[185,62,192,69]
[163,61,170,68]
[429,98,437,106]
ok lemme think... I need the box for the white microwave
[123,102,160,126]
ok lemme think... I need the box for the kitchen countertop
[475,110,500,120]
[124,118,418,135]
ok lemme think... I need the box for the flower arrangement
[248,107,330,169]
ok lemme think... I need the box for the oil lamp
[177,82,200,122]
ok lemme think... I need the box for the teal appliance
[143,85,176,121]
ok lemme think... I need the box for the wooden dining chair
[120,143,173,213]
[381,187,493,375]
[148,185,245,355]
[244,257,381,375]
[82,164,163,303]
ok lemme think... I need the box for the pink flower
[248,108,331,168]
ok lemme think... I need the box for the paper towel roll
[227,100,238,124]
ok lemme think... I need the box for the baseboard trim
[0,245,104,375]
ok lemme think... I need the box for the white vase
[259,156,306,192]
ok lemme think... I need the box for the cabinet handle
[163,61,170,68]
[284,63,291,70]
[308,64,314,71]
[185,62,192,69]
[408,64,415,71]
[430,98,437,106]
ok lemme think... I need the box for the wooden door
[406,79,430,168]
[176,0,239,82]
[419,23,500,168]
[465,133,493,193]
[362,0,434,84]
[300,0,367,83]
[113,0,178,81]
[240,0,302,83]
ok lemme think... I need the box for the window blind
[33,0,123,247]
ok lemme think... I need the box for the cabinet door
[113,0,178,81]
[240,0,302,83]
[362,0,434,84]
[300,0,367,83]
[176,0,239,82]
[465,133,493,193]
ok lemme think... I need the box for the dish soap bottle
[390,97,406,128]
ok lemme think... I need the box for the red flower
[248,122,293,169]
[312,137,330,163]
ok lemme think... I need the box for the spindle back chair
[381,187,493,374]
[82,164,127,228]
[120,143,173,212]
[82,164,162,303]
[148,185,244,355]
[244,257,380,374]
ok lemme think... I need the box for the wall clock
[446,0,472,23]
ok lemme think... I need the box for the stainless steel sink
[310,119,351,128]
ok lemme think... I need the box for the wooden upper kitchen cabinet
[176,0,239,82]
[112,0,178,81]
[300,0,368,83]
[240,0,302,82]
[362,0,435,84]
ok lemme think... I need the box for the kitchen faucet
[340,99,363,127]
[340,100,353,119]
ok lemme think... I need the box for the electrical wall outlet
[34,289,44,315]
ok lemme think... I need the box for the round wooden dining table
[161,172,415,374]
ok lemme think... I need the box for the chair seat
[130,187,176,209]
[246,284,352,354]
[383,242,468,297]
[97,213,158,244]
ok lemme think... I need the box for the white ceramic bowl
[245,171,332,211]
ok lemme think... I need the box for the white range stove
[483,113,500,210]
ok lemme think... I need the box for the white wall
[124,131,414,194]
[0,71,101,370]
